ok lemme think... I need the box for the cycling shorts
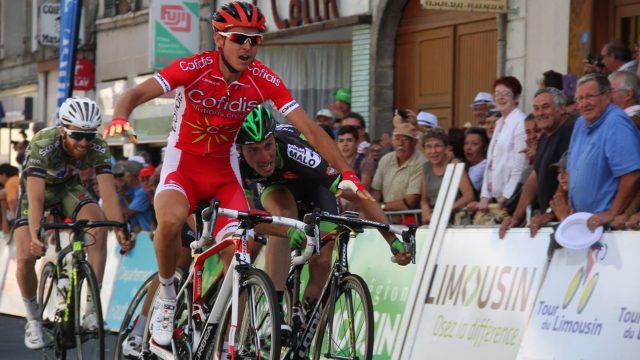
[14,176,97,227]
[156,145,248,242]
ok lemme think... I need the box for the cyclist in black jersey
[237,106,412,312]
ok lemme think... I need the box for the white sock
[23,297,40,321]
[158,275,176,300]
[132,314,147,337]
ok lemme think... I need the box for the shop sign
[149,0,200,69]
[271,0,340,29]
[74,58,94,91]
[39,3,85,47]
[421,0,507,13]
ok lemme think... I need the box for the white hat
[128,155,146,165]
[315,109,333,119]
[471,92,495,107]
[416,112,439,128]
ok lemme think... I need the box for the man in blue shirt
[120,160,153,231]
[568,73,640,231]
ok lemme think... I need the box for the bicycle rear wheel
[114,271,156,359]
[213,268,281,360]
[74,262,105,360]
[313,274,374,360]
[38,261,66,360]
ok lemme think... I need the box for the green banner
[199,229,429,359]
[348,229,428,359]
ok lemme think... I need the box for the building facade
[1,0,639,165]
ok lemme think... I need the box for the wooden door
[395,27,454,128]
[455,20,497,127]
[394,1,496,129]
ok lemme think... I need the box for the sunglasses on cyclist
[63,127,98,141]
[218,31,263,46]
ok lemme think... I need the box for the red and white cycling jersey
[154,50,299,156]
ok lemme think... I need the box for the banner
[421,0,507,13]
[56,0,82,109]
[105,232,158,327]
[406,228,550,359]
[517,232,640,359]
[348,228,431,359]
[149,0,200,70]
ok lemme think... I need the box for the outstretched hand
[103,118,138,144]
[336,170,375,201]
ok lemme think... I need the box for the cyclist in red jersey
[105,1,372,348]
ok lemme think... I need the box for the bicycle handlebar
[39,219,130,252]
[303,210,418,264]
[193,201,319,266]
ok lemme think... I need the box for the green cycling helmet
[237,105,276,145]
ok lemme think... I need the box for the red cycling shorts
[156,144,248,242]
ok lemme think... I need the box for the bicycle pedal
[149,339,176,360]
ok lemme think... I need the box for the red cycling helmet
[212,1,266,32]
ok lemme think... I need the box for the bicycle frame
[285,210,416,359]
[191,234,248,359]
[287,228,352,359]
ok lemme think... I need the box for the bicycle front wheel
[38,261,66,360]
[114,271,156,359]
[74,262,105,360]
[213,268,281,360]
[313,274,374,360]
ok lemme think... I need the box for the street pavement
[0,314,119,358]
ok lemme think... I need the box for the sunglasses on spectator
[63,127,97,141]
[218,31,263,46]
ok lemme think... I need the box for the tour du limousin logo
[562,242,607,314]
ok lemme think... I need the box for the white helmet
[59,96,102,130]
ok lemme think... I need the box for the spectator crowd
[2,41,640,238]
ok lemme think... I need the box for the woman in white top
[469,76,528,213]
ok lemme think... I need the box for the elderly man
[585,42,636,74]
[569,73,640,231]
[608,70,640,128]
[371,122,426,212]
[499,88,575,238]
[470,92,496,126]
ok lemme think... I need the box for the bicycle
[145,198,318,360]
[114,268,189,360]
[281,210,416,360]
[36,212,128,360]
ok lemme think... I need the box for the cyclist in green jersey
[14,97,131,350]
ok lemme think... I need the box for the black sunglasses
[63,127,97,141]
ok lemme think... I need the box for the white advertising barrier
[0,232,11,292]
[0,232,63,317]
[517,231,640,359]
[405,228,551,360]
[0,231,120,318]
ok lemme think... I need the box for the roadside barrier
[1,163,638,359]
